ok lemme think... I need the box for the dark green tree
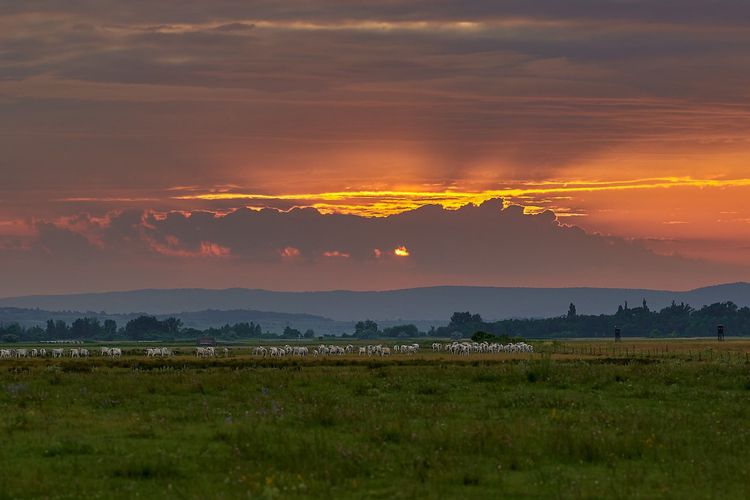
[567,303,577,319]
[103,319,118,337]
[354,320,379,338]
[282,326,302,338]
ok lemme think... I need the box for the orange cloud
[200,241,231,257]
[280,246,301,258]
[323,250,350,258]
[146,235,230,258]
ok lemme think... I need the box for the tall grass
[0,357,748,498]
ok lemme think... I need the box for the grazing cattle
[238,341,534,360]
[15,348,28,358]
[39,348,47,357]
[0,349,11,358]
[80,348,89,357]
[111,348,122,358]
[70,348,80,358]
[101,347,112,357]
[400,345,417,355]
[196,347,216,358]
[437,340,534,356]
[52,348,64,358]
[146,347,173,357]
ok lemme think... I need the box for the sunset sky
[2,1,750,296]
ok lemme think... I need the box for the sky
[1,1,750,296]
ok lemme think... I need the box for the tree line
[436,301,750,339]
[0,316,269,343]
[1,300,747,342]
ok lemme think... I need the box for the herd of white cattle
[250,342,532,357]
[433,341,535,355]
[0,347,123,359]
[0,341,533,360]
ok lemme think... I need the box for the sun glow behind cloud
[172,176,750,217]
[394,246,410,257]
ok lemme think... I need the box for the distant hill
[1,283,749,322]
[0,307,352,335]
[0,307,440,335]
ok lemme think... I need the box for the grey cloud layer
[3,1,750,25]
[0,200,742,296]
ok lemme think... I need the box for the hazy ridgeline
[1,346,749,498]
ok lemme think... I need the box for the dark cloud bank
[0,200,742,296]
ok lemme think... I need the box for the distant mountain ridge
[0,307,442,335]
[1,283,749,322]
[0,307,356,335]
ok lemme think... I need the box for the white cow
[196,347,216,358]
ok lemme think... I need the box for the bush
[470,331,523,343]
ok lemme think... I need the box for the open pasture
[3,337,750,365]
[0,339,749,498]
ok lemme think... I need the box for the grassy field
[1,340,749,498]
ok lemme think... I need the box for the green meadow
[0,345,749,498]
